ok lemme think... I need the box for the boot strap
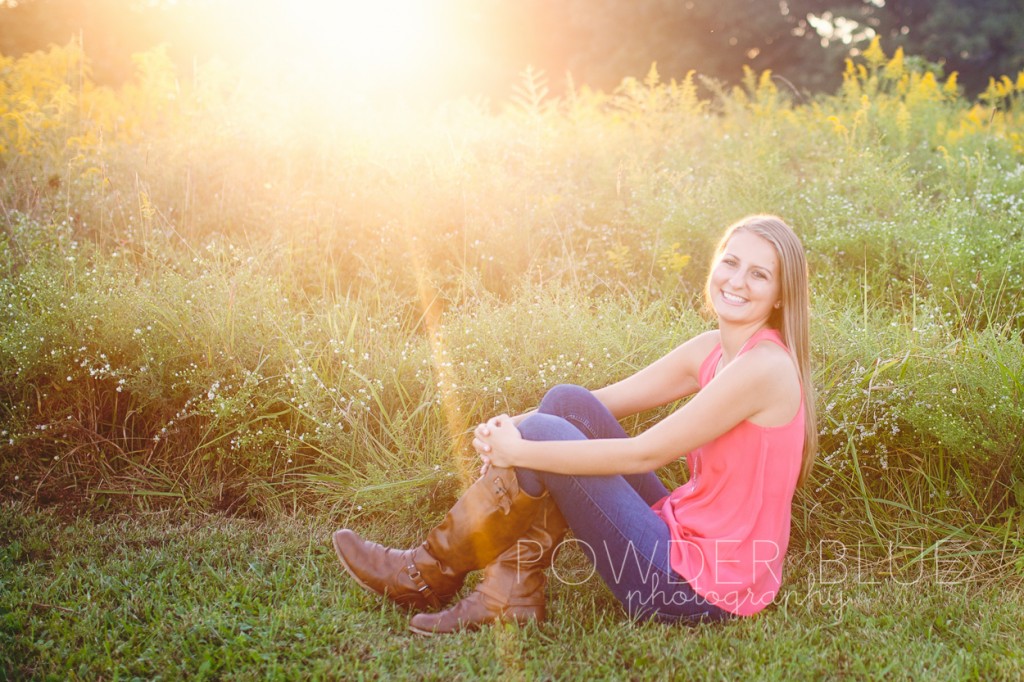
[491,470,521,514]
[406,563,440,609]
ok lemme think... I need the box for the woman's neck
[717,321,770,368]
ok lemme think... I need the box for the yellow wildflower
[863,36,886,70]
[884,47,905,81]
[943,72,959,98]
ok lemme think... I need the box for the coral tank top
[653,327,804,616]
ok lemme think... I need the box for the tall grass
[1,37,1022,562]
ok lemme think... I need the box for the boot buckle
[493,476,512,514]
[407,563,438,607]
[495,477,512,509]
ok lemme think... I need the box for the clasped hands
[473,414,522,476]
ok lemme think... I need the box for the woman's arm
[475,331,716,474]
[478,342,799,476]
[590,330,719,418]
[505,330,711,428]
[510,410,535,426]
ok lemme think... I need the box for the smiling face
[707,229,782,328]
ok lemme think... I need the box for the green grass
[2,502,1023,680]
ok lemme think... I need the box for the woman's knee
[517,413,586,442]
[538,384,596,416]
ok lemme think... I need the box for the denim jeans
[515,384,731,624]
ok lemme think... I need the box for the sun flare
[246,0,450,95]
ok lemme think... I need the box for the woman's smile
[720,290,748,305]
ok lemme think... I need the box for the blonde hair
[707,215,818,487]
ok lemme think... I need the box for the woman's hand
[473,414,523,475]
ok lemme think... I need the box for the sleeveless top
[652,327,805,616]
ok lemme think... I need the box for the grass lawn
[2,502,1022,681]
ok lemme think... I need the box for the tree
[540,0,848,93]
[789,0,1024,94]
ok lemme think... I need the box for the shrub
[0,38,1021,555]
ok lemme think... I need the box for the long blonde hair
[707,215,818,487]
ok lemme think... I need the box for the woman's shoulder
[742,336,795,369]
[684,330,723,385]
[670,329,721,364]
[737,337,801,393]
[689,329,721,354]
[740,339,803,427]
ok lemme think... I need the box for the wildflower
[862,35,886,69]
[883,47,905,81]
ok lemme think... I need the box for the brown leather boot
[332,466,546,611]
[407,497,568,635]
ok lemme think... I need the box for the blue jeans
[515,384,731,624]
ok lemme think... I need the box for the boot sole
[408,613,539,637]
[407,622,442,637]
[408,617,483,637]
[332,530,384,598]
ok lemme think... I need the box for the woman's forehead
[724,231,778,268]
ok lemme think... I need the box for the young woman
[333,214,817,634]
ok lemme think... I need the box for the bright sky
[224,0,467,100]
[278,1,444,74]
